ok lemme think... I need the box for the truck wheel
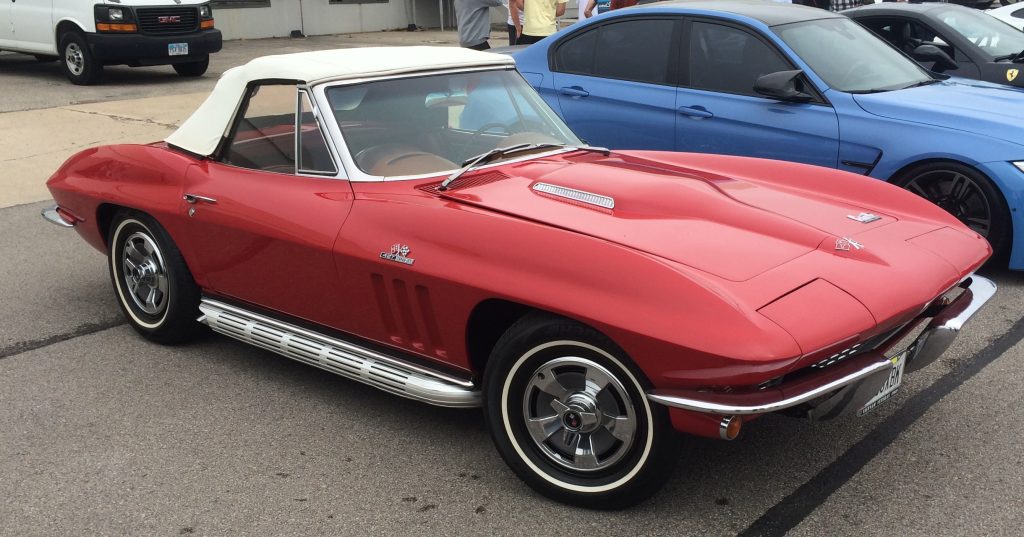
[173,56,210,77]
[483,314,679,508]
[58,31,102,85]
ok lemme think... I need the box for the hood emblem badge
[847,212,881,223]
[1008,69,1019,83]
[835,237,864,251]
[381,244,415,265]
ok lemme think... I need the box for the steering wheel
[836,60,874,89]
[471,122,512,141]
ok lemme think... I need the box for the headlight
[1013,161,1024,174]
[199,5,211,18]
[108,8,124,21]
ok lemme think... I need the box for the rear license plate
[168,43,189,56]
[857,350,907,416]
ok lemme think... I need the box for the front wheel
[108,210,202,344]
[894,162,1011,261]
[58,31,103,85]
[173,56,209,77]
[483,314,678,508]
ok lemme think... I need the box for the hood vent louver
[531,182,615,210]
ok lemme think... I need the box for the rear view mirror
[753,70,814,103]
[911,44,958,72]
[425,90,469,109]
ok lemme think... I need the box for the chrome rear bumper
[648,275,996,421]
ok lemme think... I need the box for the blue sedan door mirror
[753,70,814,103]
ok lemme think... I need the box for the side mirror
[753,70,814,103]
[911,44,958,72]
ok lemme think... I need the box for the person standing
[516,0,567,45]
[503,0,524,45]
[455,0,504,50]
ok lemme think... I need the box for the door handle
[677,106,714,119]
[183,193,217,204]
[558,86,590,98]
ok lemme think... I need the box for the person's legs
[507,23,517,45]
[517,34,544,45]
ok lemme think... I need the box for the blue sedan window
[774,17,932,93]
[554,18,675,85]
[688,22,790,96]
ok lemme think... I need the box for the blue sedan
[511,0,1024,269]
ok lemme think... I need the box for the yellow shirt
[523,0,567,37]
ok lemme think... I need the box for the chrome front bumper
[648,275,996,421]
[41,205,76,228]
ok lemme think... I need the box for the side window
[592,19,675,84]
[555,28,599,75]
[908,22,967,65]
[858,19,903,48]
[687,22,791,96]
[553,19,675,85]
[297,91,338,175]
[224,84,297,173]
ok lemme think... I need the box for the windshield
[934,6,1024,59]
[773,17,933,93]
[325,69,581,177]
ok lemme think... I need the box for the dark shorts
[517,34,546,45]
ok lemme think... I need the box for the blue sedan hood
[852,80,1024,147]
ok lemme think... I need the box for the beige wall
[212,0,578,40]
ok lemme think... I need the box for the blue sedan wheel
[895,162,1011,260]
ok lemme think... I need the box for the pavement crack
[0,318,127,360]
[737,314,1024,537]
[61,107,181,130]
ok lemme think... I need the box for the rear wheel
[483,314,678,508]
[58,31,102,85]
[173,56,209,77]
[108,210,202,344]
[894,162,1011,260]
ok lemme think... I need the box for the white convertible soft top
[165,47,515,157]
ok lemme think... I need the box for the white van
[0,1,222,85]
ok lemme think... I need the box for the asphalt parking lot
[2,31,1024,536]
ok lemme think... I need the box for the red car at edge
[42,47,995,507]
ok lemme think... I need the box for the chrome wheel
[522,357,637,472]
[904,170,992,238]
[65,42,85,76]
[121,231,169,316]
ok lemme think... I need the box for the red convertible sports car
[43,47,995,508]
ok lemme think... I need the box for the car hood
[852,80,1024,145]
[438,153,957,282]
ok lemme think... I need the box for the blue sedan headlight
[1013,162,1024,174]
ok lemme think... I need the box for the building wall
[213,0,577,40]
[214,0,417,40]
